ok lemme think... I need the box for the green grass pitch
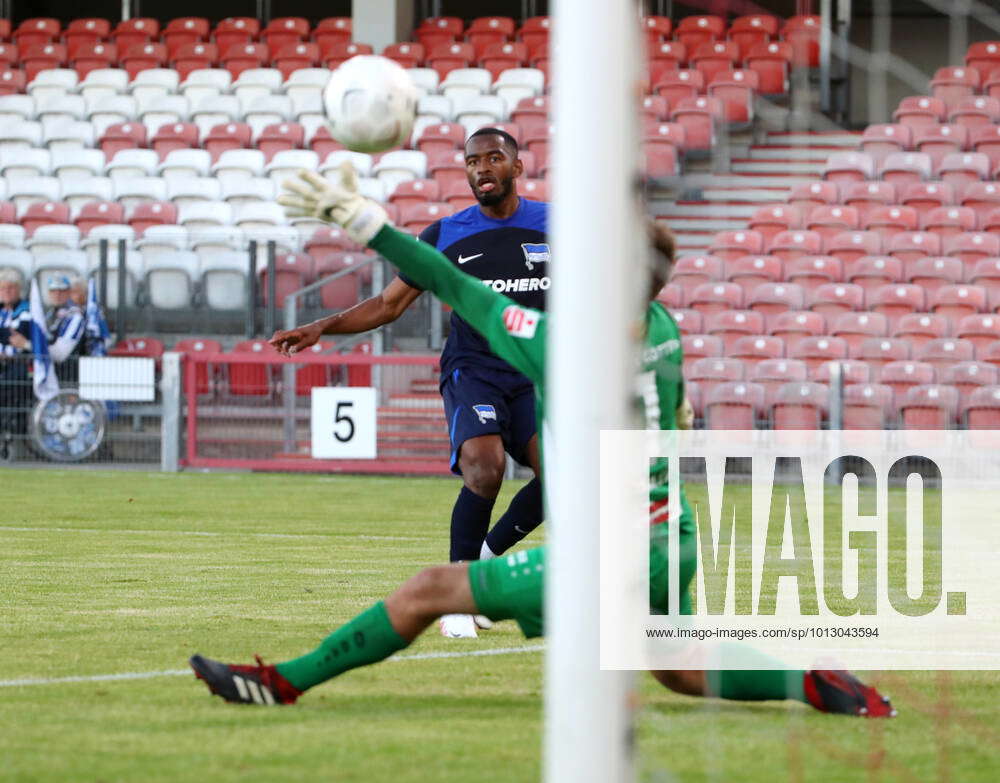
[2,469,998,782]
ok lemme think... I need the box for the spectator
[45,275,85,384]
[0,271,32,452]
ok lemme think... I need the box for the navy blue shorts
[441,367,537,475]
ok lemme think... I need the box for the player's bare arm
[269,277,421,356]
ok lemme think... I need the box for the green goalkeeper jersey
[369,224,686,514]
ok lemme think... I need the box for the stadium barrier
[171,350,451,474]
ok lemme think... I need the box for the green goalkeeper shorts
[467,517,697,639]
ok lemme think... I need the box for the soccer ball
[323,55,419,153]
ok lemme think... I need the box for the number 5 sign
[311,387,377,459]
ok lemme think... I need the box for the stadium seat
[846,255,903,294]
[23,42,68,81]
[517,15,550,49]
[744,41,792,95]
[949,95,1000,128]
[427,42,476,80]
[842,383,894,429]
[670,95,720,150]
[751,359,808,408]
[881,359,936,400]
[831,312,889,350]
[960,182,1000,221]
[866,204,920,235]
[893,313,951,350]
[772,382,828,429]
[860,124,913,166]
[213,18,259,54]
[671,254,724,297]
[822,152,874,183]
[768,230,824,261]
[930,284,987,324]
[725,255,782,297]
[691,41,740,85]
[930,66,979,108]
[806,205,860,242]
[881,152,932,185]
[943,360,998,404]
[71,42,118,78]
[728,15,779,58]
[790,336,849,371]
[907,256,964,294]
[945,232,1000,265]
[760,310,817,356]
[688,358,746,399]
[222,43,271,79]
[963,385,1000,428]
[843,182,897,222]
[121,43,168,79]
[675,15,725,50]
[811,359,871,386]
[748,205,802,244]
[893,95,947,127]
[313,17,352,47]
[681,334,724,366]
[467,16,515,54]
[915,337,976,373]
[320,41,374,69]
[705,310,765,353]
[479,42,527,80]
[75,201,125,235]
[648,41,687,78]
[261,17,309,51]
[730,335,784,366]
[670,309,702,335]
[851,337,910,379]
[14,18,59,48]
[825,230,883,263]
[111,336,164,360]
[871,284,927,330]
[748,283,806,329]
[901,384,959,429]
[20,201,70,235]
[707,229,764,261]
[644,121,687,152]
[688,282,743,316]
[641,15,673,46]
[784,255,842,291]
[913,124,968,171]
[956,313,1000,355]
[704,381,765,429]
[65,18,112,50]
[922,206,977,236]
[899,180,957,216]
[225,339,274,397]
[788,181,840,212]
[782,15,821,67]
[939,152,990,188]
[382,42,425,69]
[888,231,942,264]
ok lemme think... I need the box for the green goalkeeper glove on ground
[278,163,389,245]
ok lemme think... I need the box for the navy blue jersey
[403,198,549,379]
[0,299,30,356]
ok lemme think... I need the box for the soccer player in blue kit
[270,129,548,637]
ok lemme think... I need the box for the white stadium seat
[211,149,266,183]
[320,150,374,178]
[441,68,493,100]
[0,225,26,249]
[43,120,95,150]
[221,177,276,205]
[7,176,60,208]
[417,94,453,122]
[0,120,42,150]
[113,177,168,208]
[264,149,318,183]
[406,67,440,95]
[166,177,223,206]
[51,148,106,179]
[27,69,79,100]
[179,200,234,227]
[200,250,249,309]
[157,149,211,179]
[106,148,159,179]
[36,94,86,124]
[233,202,286,228]
[139,94,189,135]
[61,176,113,209]
[0,148,51,178]
[144,250,200,309]
[78,68,129,100]
[135,225,189,255]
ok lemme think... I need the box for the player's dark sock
[450,486,496,561]
[275,601,408,692]
[484,477,544,555]
[704,644,807,702]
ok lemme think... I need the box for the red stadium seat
[649,41,687,76]
[705,310,765,353]
[314,253,367,308]
[963,385,1000,428]
[949,95,1000,128]
[204,123,253,161]
[744,41,792,95]
[968,257,1000,299]
[852,338,910,379]
[111,336,165,360]
[826,230,883,262]
[644,121,687,151]
[960,182,1000,221]
[966,42,1000,81]
[22,42,67,80]
[942,360,998,405]
[174,338,223,396]
[930,284,988,324]
[900,384,959,429]
[676,15,725,50]
[129,202,178,235]
[768,230,824,261]
[893,312,951,348]
[790,336,849,372]
[822,151,874,183]
[881,152,932,186]
[772,382,828,430]
[261,17,309,50]
[468,16,515,54]
[222,43,271,78]
[14,18,60,48]
[171,42,218,78]
[913,124,968,171]
[75,201,125,235]
[0,69,26,96]
[399,202,454,233]
[860,124,913,166]
[784,255,842,291]
[227,339,275,397]
[881,360,936,402]
[984,207,1000,236]
[806,205,860,242]
[214,18,259,54]
[945,232,1000,265]
[640,95,671,122]
[681,335,724,366]
[831,312,889,351]
[688,282,743,316]
[656,284,686,310]
[842,383,894,429]
[788,181,840,212]
[871,284,927,330]
[517,15,550,49]
[866,204,920,236]
[956,313,1000,355]
[704,382,765,429]
[314,18,353,48]
[71,42,118,77]
[748,205,801,244]
[670,309,703,335]
[113,18,158,51]
[893,96,947,127]
[730,335,785,366]
[888,231,941,265]
[163,18,210,55]
[930,66,980,108]
[121,42,168,79]
[671,254,724,297]
[689,356,746,386]
[782,15,821,67]
[902,186,957,223]
[642,143,679,177]
[728,15,779,58]
[382,42,425,69]
[769,311,826,355]
[415,16,463,50]
[320,41,374,69]
[670,96,721,151]
[151,123,199,159]
[440,178,477,209]
[691,41,740,85]
[305,226,359,258]
[916,337,976,373]
[752,359,808,408]
[293,342,342,396]
[907,256,964,294]
[809,282,864,316]
[388,179,440,209]
[707,69,759,123]
[259,252,315,305]
[843,182,897,222]
[939,152,990,188]
[846,255,903,294]
[725,255,782,298]
[708,229,764,261]
[99,123,147,158]
[922,206,977,236]
[479,41,526,80]
[257,122,304,161]
[20,202,70,235]
[427,42,475,80]
[969,124,1000,167]
[811,359,871,386]
[641,15,673,46]
[274,42,320,78]
[653,68,704,105]
[748,282,806,329]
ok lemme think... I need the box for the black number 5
[334,401,355,442]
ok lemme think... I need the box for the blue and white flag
[85,278,110,357]
[29,278,58,401]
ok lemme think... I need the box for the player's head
[646,220,676,301]
[464,128,523,207]
[0,269,21,305]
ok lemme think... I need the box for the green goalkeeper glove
[278,163,389,246]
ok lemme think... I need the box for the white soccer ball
[323,55,418,153]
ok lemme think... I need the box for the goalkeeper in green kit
[189,165,894,718]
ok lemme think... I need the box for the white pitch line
[0,525,431,542]
[0,644,545,688]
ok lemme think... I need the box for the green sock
[276,602,408,692]
[704,643,807,703]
